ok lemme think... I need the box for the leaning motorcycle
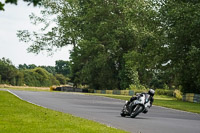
[120,93,151,118]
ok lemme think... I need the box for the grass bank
[0,84,50,91]
[86,93,200,114]
[0,91,128,133]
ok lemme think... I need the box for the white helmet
[148,89,155,96]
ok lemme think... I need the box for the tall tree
[18,0,159,90]
[158,0,200,93]
[55,60,71,76]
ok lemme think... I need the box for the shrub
[23,68,59,87]
[163,84,170,90]
[66,77,70,84]
[174,89,182,100]
[23,70,41,86]
[155,89,174,96]
[128,84,148,95]
[55,74,66,85]
[129,84,147,90]
[50,75,60,86]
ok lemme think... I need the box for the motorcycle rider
[126,89,155,114]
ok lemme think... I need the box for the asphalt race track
[7,90,200,133]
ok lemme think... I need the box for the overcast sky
[0,1,72,67]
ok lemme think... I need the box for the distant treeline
[0,58,71,87]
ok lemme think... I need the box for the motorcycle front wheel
[120,105,127,117]
[120,111,126,117]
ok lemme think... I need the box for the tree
[18,64,28,70]
[17,0,159,90]
[18,64,37,69]
[18,63,56,75]
[0,57,24,85]
[40,66,56,75]
[55,60,71,76]
[0,0,41,11]
[158,0,200,93]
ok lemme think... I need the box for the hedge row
[155,89,174,96]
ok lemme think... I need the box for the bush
[55,74,66,85]
[23,68,59,87]
[129,84,147,90]
[174,89,182,100]
[65,77,70,84]
[155,89,174,96]
[23,70,41,86]
[128,84,148,95]
[50,75,60,86]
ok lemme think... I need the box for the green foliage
[18,63,57,75]
[129,84,147,90]
[0,2,4,11]
[41,66,56,75]
[155,89,174,96]
[23,67,58,87]
[16,0,200,93]
[128,84,148,94]
[0,58,66,87]
[55,74,66,85]
[18,64,37,70]
[149,76,164,89]
[158,0,200,93]
[23,70,41,86]
[0,0,41,11]
[0,58,24,86]
[55,60,71,76]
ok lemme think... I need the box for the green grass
[0,87,49,92]
[153,97,200,114]
[0,85,50,92]
[86,93,200,114]
[0,91,128,133]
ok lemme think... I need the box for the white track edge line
[7,90,47,109]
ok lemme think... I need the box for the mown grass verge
[0,84,50,91]
[86,93,200,114]
[0,91,128,133]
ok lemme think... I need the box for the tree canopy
[0,0,41,11]
[17,0,200,93]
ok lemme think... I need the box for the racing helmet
[148,89,155,96]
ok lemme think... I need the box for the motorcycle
[120,93,151,118]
